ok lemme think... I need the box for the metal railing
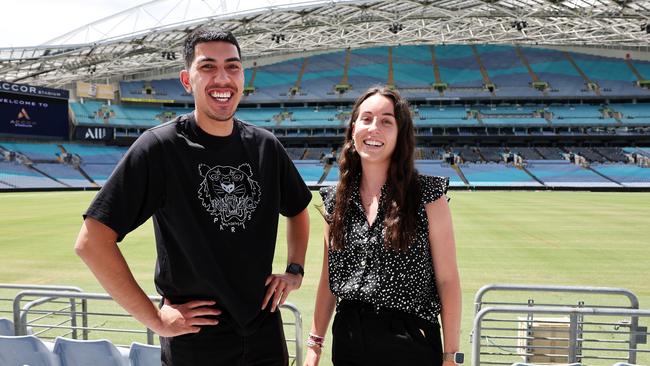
[0,283,84,320]
[472,305,650,366]
[474,284,640,315]
[280,302,304,366]
[13,290,161,345]
[10,288,303,364]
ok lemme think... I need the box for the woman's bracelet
[307,333,325,348]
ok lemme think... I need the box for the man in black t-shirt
[74,29,311,366]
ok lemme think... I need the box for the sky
[0,0,147,48]
[0,0,290,48]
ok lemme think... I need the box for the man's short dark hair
[183,28,241,69]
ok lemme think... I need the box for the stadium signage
[75,126,113,141]
[1,81,69,99]
[0,92,68,138]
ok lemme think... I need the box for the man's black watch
[442,352,464,364]
[285,263,304,277]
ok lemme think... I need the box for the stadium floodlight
[388,22,403,34]
[511,20,528,31]
[271,34,286,44]
[161,52,177,60]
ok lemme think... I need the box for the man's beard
[206,110,236,122]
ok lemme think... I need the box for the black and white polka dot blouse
[319,174,450,325]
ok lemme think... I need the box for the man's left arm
[262,207,310,312]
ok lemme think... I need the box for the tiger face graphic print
[197,163,261,232]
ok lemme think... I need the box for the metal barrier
[13,290,161,345]
[472,284,643,365]
[280,302,304,366]
[474,284,640,315]
[0,284,83,320]
[11,289,303,364]
[471,306,650,366]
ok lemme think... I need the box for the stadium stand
[460,163,542,187]
[293,160,326,185]
[0,335,60,366]
[107,45,650,103]
[128,342,161,366]
[2,45,650,191]
[0,161,65,188]
[415,161,464,187]
[0,142,62,161]
[525,160,619,187]
[31,163,91,188]
[0,318,14,336]
[590,164,650,187]
[53,337,128,366]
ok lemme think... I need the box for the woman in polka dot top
[304,86,462,366]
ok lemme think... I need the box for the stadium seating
[293,160,326,185]
[107,45,650,103]
[0,142,61,161]
[62,144,126,164]
[525,160,619,187]
[591,164,650,187]
[0,161,65,188]
[0,335,60,366]
[33,163,92,188]
[414,161,464,187]
[460,163,542,187]
[0,318,14,336]
[128,342,161,366]
[53,337,128,366]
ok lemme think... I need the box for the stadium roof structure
[1,0,650,88]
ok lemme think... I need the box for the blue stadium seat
[0,318,14,336]
[128,342,161,366]
[0,335,60,366]
[53,337,127,366]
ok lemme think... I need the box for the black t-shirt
[84,113,311,334]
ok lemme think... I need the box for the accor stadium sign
[1,81,69,99]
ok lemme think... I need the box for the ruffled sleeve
[318,185,337,217]
[419,175,450,204]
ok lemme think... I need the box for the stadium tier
[2,142,650,189]
[0,142,63,161]
[113,45,650,104]
[458,162,543,187]
[5,44,650,191]
[590,163,650,187]
[68,101,650,130]
[525,160,620,188]
[0,161,66,188]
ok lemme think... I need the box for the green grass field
[1,190,649,365]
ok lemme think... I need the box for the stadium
[1,0,650,365]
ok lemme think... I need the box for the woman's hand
[303,346,322,366]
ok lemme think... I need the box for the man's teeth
[210,91,232,101]
[364,140,383,147]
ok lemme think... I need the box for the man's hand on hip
[154,299,221,337]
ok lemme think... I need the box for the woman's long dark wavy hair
[329,86,419,251]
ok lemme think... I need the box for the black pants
[332,300,442,366]
[160,309,288,366]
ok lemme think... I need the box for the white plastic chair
[129,342,161,366]
[0,335,60,366]
[53,337,127,366]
